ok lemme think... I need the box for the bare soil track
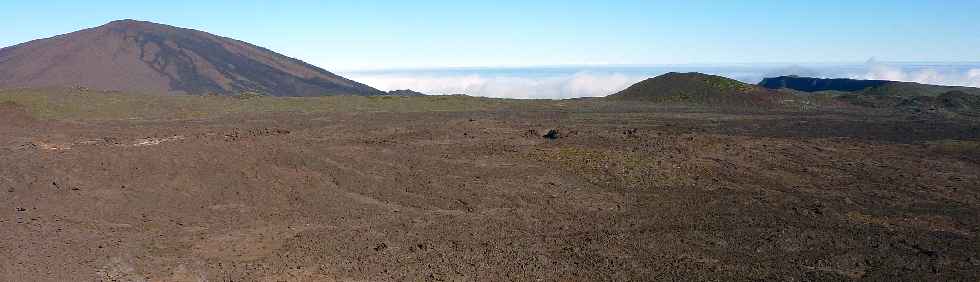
[1,106,979,281]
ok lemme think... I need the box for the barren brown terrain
[1,93,979,281]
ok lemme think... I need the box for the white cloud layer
[853,60,980,87]
[349,72,644,99]
[346,62,980,99]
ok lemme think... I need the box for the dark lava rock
[522,129,539,138]
[543,129,561,140]
[623,128,638,138]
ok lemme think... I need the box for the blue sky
[2,0,978,70]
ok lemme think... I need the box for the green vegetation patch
[0,88,546,121]
[926,139,980,155]
[696,74,756,93]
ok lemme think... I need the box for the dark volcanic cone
[608,72,790,106]
[0,19,383,96]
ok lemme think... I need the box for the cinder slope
[0,20,383,96]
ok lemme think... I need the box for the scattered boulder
[623,128,639,138]
[223,128,291,141]
[522,129,539,138]
[543,129,561,140]
[102,137,121,145]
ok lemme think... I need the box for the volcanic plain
[1,88,978,281]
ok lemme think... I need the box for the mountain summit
[0,19,383,96]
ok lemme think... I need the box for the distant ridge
[0,19,384,96]
[608,72,789,106]
[758,75,980,114]
[758,76,980,97]
[759,76,891,92]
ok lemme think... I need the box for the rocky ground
[1,102,979,281]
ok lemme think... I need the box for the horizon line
[338,61,980,73]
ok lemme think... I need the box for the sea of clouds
[343,61,980,99]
